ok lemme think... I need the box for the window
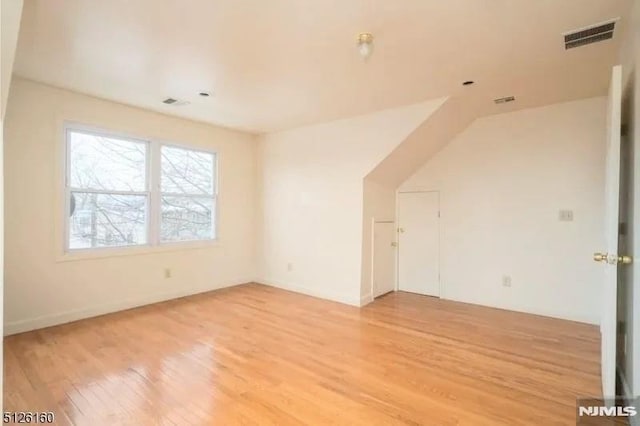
[65,127,217,252]
[160,146,216,242]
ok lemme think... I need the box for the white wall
[1,0,24,407]
[257,99,445,305]
[3,78,258,334]
[401,97,607,324]
[1,0,22,117]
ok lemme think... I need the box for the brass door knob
[593,252,607,262]
[593,252,633,264]
[619,255,633,265]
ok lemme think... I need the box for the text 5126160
[3,412,55,424]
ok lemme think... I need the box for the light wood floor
[5,283,600,425]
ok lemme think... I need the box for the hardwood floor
[4,284,600,425]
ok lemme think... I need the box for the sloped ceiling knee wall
[360,94,485,301]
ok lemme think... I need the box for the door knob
[593,252,633,265]
[593,252,607,262]
[618,255,633,264]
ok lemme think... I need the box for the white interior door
[398,191,439,296]
[598,64,623,399]
[373,222,396,298]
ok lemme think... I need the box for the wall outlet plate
[559,209,574,222]
[502,275,512,287]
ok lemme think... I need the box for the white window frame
[156,142,219,244]
[63,123,218,255]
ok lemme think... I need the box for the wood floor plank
[4,284,600,425]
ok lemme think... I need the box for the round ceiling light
[357,33,374,60]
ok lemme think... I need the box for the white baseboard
[258,279,363,307]
[360,293,374,306]
[442,294,600,325]
[4,279,253,336]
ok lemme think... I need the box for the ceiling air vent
[494,96,515,104]
[162,97,190,106]
[563,19,616,49]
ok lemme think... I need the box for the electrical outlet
[502,275,512,287]
[164,268,172,279]
[287,263,293,272]
[559,209,574,222]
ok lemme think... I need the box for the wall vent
[162,97,190,106]
[494,96,515,104]
[563,19,616,49]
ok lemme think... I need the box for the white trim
[258,279,363,307]
[369,217,376,299]
[149,139,161,245]
[55,238,221,262]
[68,189,149,196]
[4,279,253,336]
[62,122,219,257]
[360,293,374,306]
[397,185,441,194]
[444,293,600,325]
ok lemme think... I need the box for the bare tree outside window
[66,129,217,251]
[68,131,148,249]
[160,146,216,242]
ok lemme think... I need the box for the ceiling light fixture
[357,33,374,60]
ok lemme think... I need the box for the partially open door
[594,64,630,398]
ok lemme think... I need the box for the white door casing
[372,221,396,298]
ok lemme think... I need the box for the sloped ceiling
[13,0,633,133]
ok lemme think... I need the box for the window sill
[56,239,220,263]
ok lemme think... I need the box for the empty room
[1,0,640,424]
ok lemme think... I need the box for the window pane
[69,131,147,192]
[69,192,148,249]
[161,146,215,195]
[161,196,214,242]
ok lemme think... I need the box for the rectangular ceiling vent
[162,97,190,106]
[494,96,515,104]
[563,19,616,49]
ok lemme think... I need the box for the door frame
[395,188,441,296]
[370,219,396,298]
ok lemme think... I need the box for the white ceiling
[14,0,633,133]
